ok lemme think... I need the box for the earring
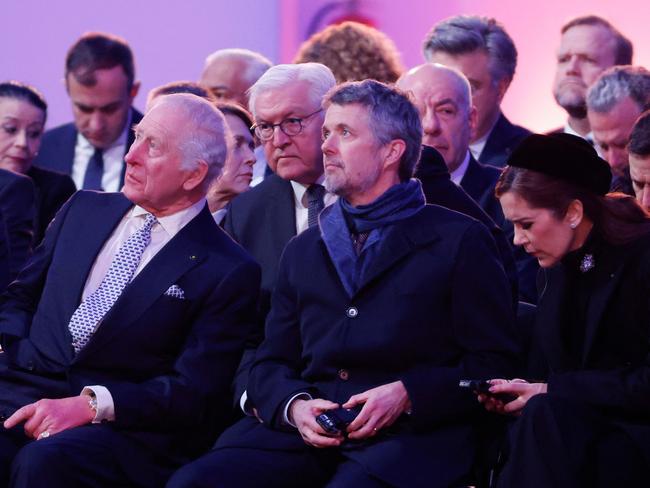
[570,222,577,229]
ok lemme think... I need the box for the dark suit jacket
[34,108,143,188]
[415,146,518,303]
[458,153,539,303]
[0,169,35,291]
[218,204,521,488]
[529,232,650,461]
[478,113,531,168]
[0,191,260,464]
[26,165,76,243]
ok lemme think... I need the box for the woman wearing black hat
[479,133,650,487]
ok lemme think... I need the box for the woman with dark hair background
[478,133,650,487]
[0,81,76,243]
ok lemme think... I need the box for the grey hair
[203,48,273,87]
[323,79,422,181]
[422,15,517,84]
[586,66,650,113]
[248,63,336,118]
[152,93,228,192]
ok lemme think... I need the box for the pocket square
[164,284,185,299]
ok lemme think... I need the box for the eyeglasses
[252,109,323,141]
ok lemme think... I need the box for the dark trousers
[498,393,646,488]
[167,446,392,488]
[0,424,176,488]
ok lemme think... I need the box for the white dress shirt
[290,179,337,234]
[71,111,133,192]
[83,198,206,422]
[449,151,471,186]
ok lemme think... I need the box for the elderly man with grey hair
[168,79,519,488]
[223,62,336,413]
[587,65,650,194]
[422,15,531,168]
[0,93,261,487]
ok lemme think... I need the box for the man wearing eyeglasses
[223,63,337,413]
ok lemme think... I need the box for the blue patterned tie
[68,213,157,353]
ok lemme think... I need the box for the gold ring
[38,431,50,439]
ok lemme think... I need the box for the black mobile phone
[459,379,517,403]
[315,406,362,435]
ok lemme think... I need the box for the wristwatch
[87,393,98,414]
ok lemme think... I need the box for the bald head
[397,63,476,172]
[199,48,272,106]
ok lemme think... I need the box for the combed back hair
[203,48,273,86]
[149,81,215,103]
[323,79,422,182]
[0,81,47,118]
[152,94,228,191]
[561,15,633,65]
[422,15,517,84]
[293,21,404,84]
[66,32,135,89]
[629,110,650,157]
[586,65,650,113]
[495,167,650,245]
[248,63,336,118]
[215,101,254,133]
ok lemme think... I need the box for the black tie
[306,184,325,228]
[83,148,104,190]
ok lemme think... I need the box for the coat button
[26,361,34,371]
[346,307,358,318]
[338,369,350,381]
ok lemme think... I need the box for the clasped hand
[3,396,95,440]
[289,380,411,448]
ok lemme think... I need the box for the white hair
[248,63,336,118]
[152,93,228,192]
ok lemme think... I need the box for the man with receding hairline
[0,94,260,487]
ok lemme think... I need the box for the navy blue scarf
[319,179,425,297]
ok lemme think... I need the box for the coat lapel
[580,253,626,365]
[74,206,212,360]
[535,266,572,372]
[459,156,484,202]
[355,209,440,294]
[267,177,297,256]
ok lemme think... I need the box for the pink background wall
[5,0,649,133]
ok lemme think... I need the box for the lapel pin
[579,254,595,273]
[189,255,197,260]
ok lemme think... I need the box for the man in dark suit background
[0,169,35,291]
[34,32,143,192]
[549,16,632,143]
[398,63,538,302]
[0,93,260,487]
[169,79,519,488]
[422,15,530,168]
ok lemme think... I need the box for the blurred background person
[208,102,256,225]
[482,134,650,487]
[549,16,632,142]
[0,81,75,243]
[145,80,215,110]
[293,21,404,84]
[199,48,273,187]
[586,65,650,194]
[422,15,531,168]
[34,32,141,192]
[627,109,650,211]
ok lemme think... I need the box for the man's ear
[496,77,511,104]
[129,80,141,101]
[183,160,209,191]
[382,139,407,171]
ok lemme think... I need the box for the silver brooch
[579,254,595,273]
